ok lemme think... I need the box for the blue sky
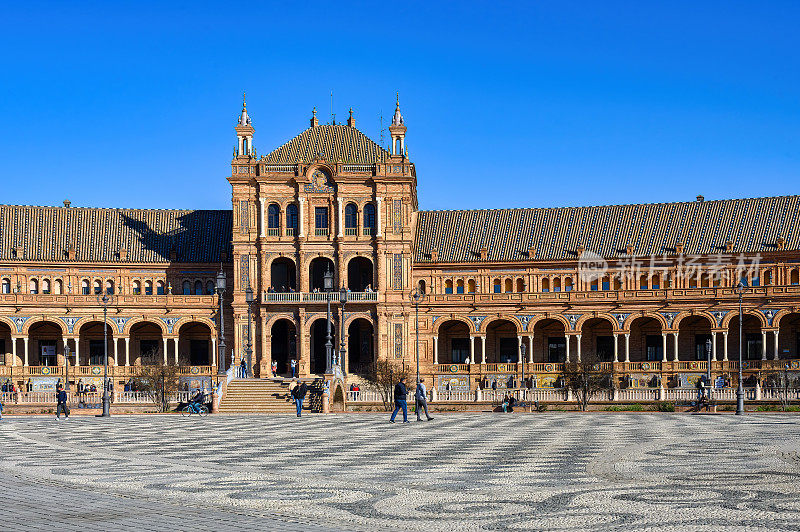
[0,2,798,211]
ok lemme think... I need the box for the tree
[132,350,186,412]
[763,364,795,411]
[361,359,408,411]
[561,351,614,411]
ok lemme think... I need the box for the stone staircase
[218,379,298,414]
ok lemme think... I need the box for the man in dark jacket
[292,381,308,417]
[390,377,409,423]
[56,386,69,419]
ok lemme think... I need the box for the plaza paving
[1,413,800,531]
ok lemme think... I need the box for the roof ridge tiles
[0,203,229,213]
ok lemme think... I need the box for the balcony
[263,291,379,304]
[0,293,217,308]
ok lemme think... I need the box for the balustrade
[263,291,378,303]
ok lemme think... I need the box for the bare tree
[132,350,186,412]
[763,364,794,411]
[561,351,614,411]
[361,359,408,411]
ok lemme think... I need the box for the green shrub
[605,403,644,412]
[654,401,675,412]
[756,404,800,412]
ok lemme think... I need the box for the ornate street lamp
[339,285,348,374]
[323,266,334,374]
[409,287,426,390]
[64,342,70,391]
[96,292,115,417]
[521,342,527,406]
[735,279,747,415]
[216,268,227,377]
[705,337,712,403]
[244,285,255,379]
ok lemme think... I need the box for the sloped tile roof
[414,196,800,263]
[262,124,389,164]
[0,205,232,263]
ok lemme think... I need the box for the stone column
[712,332,718,361]
[480,336,486,364]
[723,331,729,361]
[298,197,306,238]
[23,337,29,366]
[773,330,779,360]
[433,336,438,364]
[162,338,168,364]
[113,338,119,366]
[624,334,630,363]
[337,198,344,237]
[527,334,534,363]
[376,197,383,238]
[576,334,581,363]
[11,337,16,367]
[124,337,130,366]
[761,331,767,360]
[259,198,265,238]
[212,337,217,367]
[673,332,679,361]
[174,337,180,365]
[74,339,80,366]
[469,335,474,364]
[565,335,571,363]
[613,334,619,363]
[661,333,668,362]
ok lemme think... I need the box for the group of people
[389,377,434,423]
[289,379,308,417]
[266,286,297,293]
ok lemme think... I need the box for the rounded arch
[74,317,117,336]
[307,255,336,291]
[267,203,281,229]
[574,314,617,333]
[269,256,297,292]
[433,315,474,334]
[347,317,374,374]
[627,315,665,362]
[176,317,216,336]
[271,318,297,375]
[123,318,168,336]
[484,318,520,364]
[265,313,297,331]
[480,316,523,334]
[529,314,572,331]
[21,317,68,336]
[670,311,716,331]
[436,319,471,365]
[344,202,358,229]
[720,310,767,329]
[773,309,799,328]
[344,312,374,329]
[309,317,335,374]
[623,312,668,331]
[347,256,374,291]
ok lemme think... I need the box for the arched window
[194,280,203,295]
[639,275,648,290]
[590,279,598,291]
[156,280,165,295]
[133,280,141,295]
[1,278,9,294]
[106,280,114,294]
[418,280,426,295]
[700,273,710,288]
[92,280,101,294]
[444,279,453,294]
[493,279,501,293]
[541,278,550,292]
[55,279,63,294]
[504,279,513,293]
[363,203,376,235]
[792,269,800,285]
[602,276,610,291]
[267,203,280,234]
[564,277,573,292]
[82,279,90,295]
[456,279,464,294]
[182,281,191,295]
[552,278,561,292]
[42,279,51,294]
[286,204,298,235]
[345,203,358,235]
[467,279,476,293]
[613,276,622,290]
[516,278,524,292]
[651,275,661,290]
[688,275,698,288]
[206,280,215,294]
[751,273,760,287]
[764,270,772,286]
[145,280,153,295]
[29,279,39,294]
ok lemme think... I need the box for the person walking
[390,377,409,423]
[271,360,278,378]
[292,380,307,417]
[239,357,247,378]
[56,386,69,420]
[290,358,297,378]
[415,378,434,421]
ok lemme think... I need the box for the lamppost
[409,287,425,389]
[96,292,114,417]
[521,342,527,405]
[323,267,334,374]
[244,285,255,378]
[735,279,747,415]
[64,342,70,391]
[339,285,348,374]
[216,269,227,378]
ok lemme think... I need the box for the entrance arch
[270,257,296,292]
[628,317,663,362]
[347,318,374,374]
[778,313,800,359]
[485,319,518,363]
[0,321,12,367]
[347,257,373,291]
[727,314,763,361]
[309,257,335,291]
[130,321,164,365]
[271,319,296,375]
[310,318,335,374]
[677,316,713,361]
[437,320,470,364]
[77,321,114,366]
[579,318,614,362]
[532,319,567,363]
[177,321,213,366]
[28,321,64,366]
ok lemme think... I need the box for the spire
[347,107,355,127]
[242,91,246,110]
[392,92,403,126]
[238,91,250,126]
[310,106,319,128]
[234,92,254,158]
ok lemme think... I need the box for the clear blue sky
[1,2,798,211]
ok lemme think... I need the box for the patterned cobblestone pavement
[1,413,800,531]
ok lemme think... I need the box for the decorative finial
[243,91,246,109]
[396,91,400,107]
[313,106,317,117]
[349,107,353,118]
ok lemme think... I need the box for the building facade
[3,96,800,394]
